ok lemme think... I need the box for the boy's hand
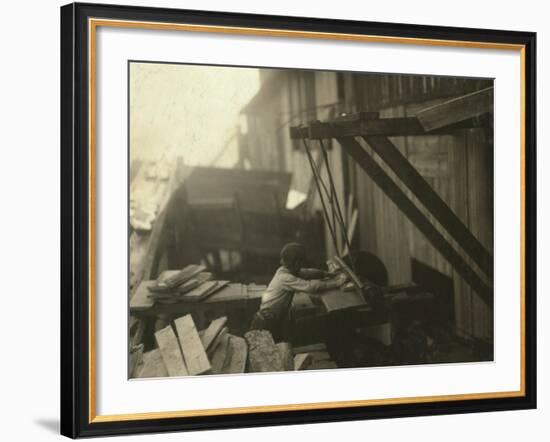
[335,273,348,287]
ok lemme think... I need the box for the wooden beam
[364,135,493,278]
[225,335,248,374]
[174,315,211,376]
[290,117,426,140]
[276,342,294,371]
[200,316,228,352]
[417,87,493,132]
[289,112,487,141]
[336,136,493,307]
[294,353,312,370]
[154,325,188,377]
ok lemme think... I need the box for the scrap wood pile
[147,264,229,304]
[131,314,338,378]
[132,315,245,378]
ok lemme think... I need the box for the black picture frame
[61,2,537,438]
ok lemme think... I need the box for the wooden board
[309,351,330,362]
[180,281,230,302]
[319,289,367,312]
[135,349,169,378]
[245,330,283,373]
[174,315,211,376]
[129,344,144,378]
[293,343,327,354]
[203,283,250,303]
[200,317,228,351]
[276,342,294,371]
[416,86,493,132]
[308,360,338,370]
[130,280,155,311]
[225,335,248,374]
[294,353,312,370]
[154,325,188,377]
[207,327,228,356]
[210,332,231,374]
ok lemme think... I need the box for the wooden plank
[130,280,155,312]
[290,114,485,141]
[417,87,493,132]
[309,351,331,362]
[180,281,230,302]
[342,208,358,256]
[276,342,294,371]
[135,349,169,378]
[245,330,283,373]
[128,344,144,378]
[207,326,229,356]
[363,135,492,278]
[210,332,231,374]
[320,289,367,312]
[200,316,228,351]
[130,318,146,347]
[154,325,188,377]
[174,315,211,376]
[308,360,338,370]
[336,136,493,307]
[225,335,248,374]
[294,353,312,370]
[294,343,327,354]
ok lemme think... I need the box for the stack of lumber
[133,315,248,378]
[146,265,229,304]
[293,343,339,371]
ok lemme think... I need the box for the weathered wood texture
[200,317,228,351]
[354,102,494,339]
[225,335,248,374]
[417,87,493,132]
[320,288,367,312]
[245,330,283,372]
[174,315,211,376]
[337,136,492,307]
[134,349,169,378]
[276,342,294,371]
[240,70,494,340]
[293,343,327,354]
[210,332,231,374]
[154,325,188,377]
[362,135,493,278]
[294,353,312,370]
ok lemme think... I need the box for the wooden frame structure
[290,88,495,307]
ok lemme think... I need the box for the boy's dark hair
[280,242,306,269]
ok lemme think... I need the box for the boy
[250,242,346,342]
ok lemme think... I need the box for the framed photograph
[60,2,536,438]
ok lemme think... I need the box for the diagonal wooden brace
[363,135,493,278]
[336,136,493,308]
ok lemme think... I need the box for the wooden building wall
[344,76,494,340]
[242,70,494,340]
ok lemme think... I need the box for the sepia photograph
[128,61,494,379]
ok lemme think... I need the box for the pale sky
[130,62,260,166]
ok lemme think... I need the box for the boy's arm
[282,273,346,294]
[298,268,328,280]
